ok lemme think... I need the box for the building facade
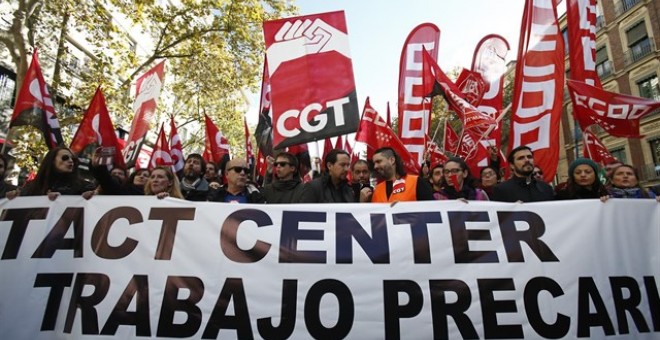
[558,0,660,186]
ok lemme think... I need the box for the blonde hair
[144,166,184,199]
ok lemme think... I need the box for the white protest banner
[1,197,659,339]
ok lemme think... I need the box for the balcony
[623,38,655,67]
[596,60,614,80]
[615,0,641,17]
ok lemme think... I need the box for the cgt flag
[123,61,165,168]
[264,11,360,149]
[69,87,125,168]
[9,49,63,149]
[567,80,660,138]
[203,114,230,165]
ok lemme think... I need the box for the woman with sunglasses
[14,147,95,200]
[144,166,184,199]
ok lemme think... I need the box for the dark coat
[263,178,304,203]
[180,177,211,201]
[299,175,355,203]
[491,176,554,202]
[91,165,144,195]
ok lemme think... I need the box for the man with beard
[179,153,211,201]
[429,162,445,197]
[300,149,357,203]
[370,147,434,202]
[262,152,304,203]
[350,159,373,202]
[491,145,554,202]
[209,158,266,203]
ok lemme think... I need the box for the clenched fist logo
[266,18,351,77]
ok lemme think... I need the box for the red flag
[582,128,617,164]
[169,116,184,173]
[264,11,360,149]
[203,114,230,164]
[425,136,449,165]
[334,135,344,151]
[471,34,510,150]
[398,23,441,166]
[255,148,268,179]
[244,117,254,167]
[455,68,486,107]
[566,0,601,87]
[443,121,460,154]
[422,49,496,135]
[148,124,173,170]
[70,87,125,168]
[448,172,462,192]
[9,49,63,148]
[321,138,333,168]
[286,143,308,156]
[356,97,418,174]
[123,61,165,167]
[568,80,660,138]
[455,132,490,178]
[508,0,564,183]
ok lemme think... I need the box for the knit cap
[569,158,599,175]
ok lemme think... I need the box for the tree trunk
[51,11,70,96]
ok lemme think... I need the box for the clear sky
[247,0,558,156]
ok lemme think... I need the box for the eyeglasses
[228,166,250,174]
[443,168,462,175]
[274,161,291,167]
[533,171,543,176]
[61,155,73,162]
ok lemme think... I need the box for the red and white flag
[356,97,418,174]
[123,61,165,167]
[471,34,510,150]
[582,128,617,164]
[244,117,254,167]
[455,132,490,178]
[566,0,601,87]
[203,114,230,164]
[508,0,564,183]
[264,11,360,149]
[422,49,496,136]
[70,87,125,168]
[455,68,486,107]
[148,124,173,170]
[169,116,184,173]
[425,135,449,166]
[334,135,344,151]
[397,23,441,166]
[568,80,660,138]
[9,49,63,149]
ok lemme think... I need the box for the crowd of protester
[1,143,659,204]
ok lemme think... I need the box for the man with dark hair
[179,153,211,201]
[370,147,434,202]
[262,152,304,203]
[350,159,373,202]
[429,162,445,196]
[299,149,357,203]
[209,158,266,203]
[491,145,554,202]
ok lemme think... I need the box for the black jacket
[0,181,17,198]
[299,175,355,203]
[263,178,304,203]
[491,176,554,202]
[91,165,144,195]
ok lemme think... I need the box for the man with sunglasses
[209,158,266,203]
[262,152,304,203]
